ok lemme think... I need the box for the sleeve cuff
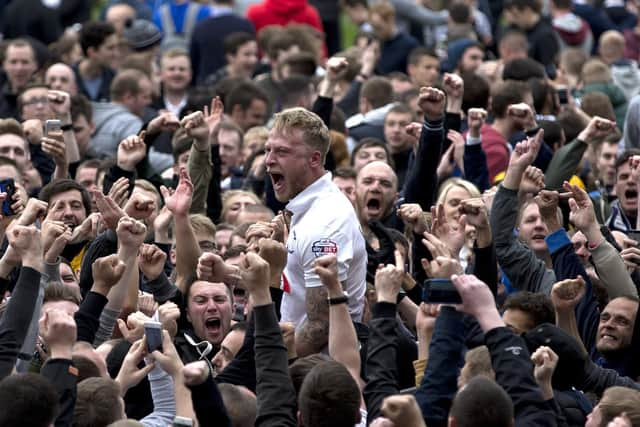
[423,117,444,131]
[466,135,482,146]
[372,301,397,319]
[545,228,572,255]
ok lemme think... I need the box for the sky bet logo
[311,239,338,257]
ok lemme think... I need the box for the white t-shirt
[280,172,367,327]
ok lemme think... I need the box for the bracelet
[60,123,73,132]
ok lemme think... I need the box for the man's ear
[86,46,96,59]
[309,150,323,168]
[89,121,96,137]
[297,410,304,426]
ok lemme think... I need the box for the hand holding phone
[0,178,15,217]
[144,321,163,353]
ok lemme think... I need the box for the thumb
[568,198,578,212]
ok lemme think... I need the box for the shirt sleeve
[302,229,353,288]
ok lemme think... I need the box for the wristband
[327,291,349,305]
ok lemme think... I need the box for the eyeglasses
[22,97,49,107]
[199,241,217,252]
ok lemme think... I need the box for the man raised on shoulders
[265,107,367,356]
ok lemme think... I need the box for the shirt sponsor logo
[311,239,338,257]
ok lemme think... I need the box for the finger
[394,249,404,270]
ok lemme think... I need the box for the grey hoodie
[91,102,174,173]
[612,60,640,101]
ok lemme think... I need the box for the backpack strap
[159,4,176,36]
[183,3,200,38]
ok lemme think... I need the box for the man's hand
[181,111,209,145]
[197,252,241,285]
[150,330,184,378]
[375,250,405,303]
[519,165,545,195]
[158,301,180,338]
[246,221,276,249]
[70,212,101,244]
[115,338,155,394]
[380,395,426,427]
[621,246,640,273]
[117,311,150,343]
[182,360,211,386]
[530,345,558,400]
[138,292,158,318]
[397,203,428,235]
[422,255,462,279]
[430,203,465,256]
[17,198,47,226]
[467,108,487,138]
[239,252,271,305]
[138,243,167,280]
[280,321,297,360]
[203,96,224,136]
[416,303,439,341]
[116,216,147,251]
[94,190,126,230]
[163,168,192,217]
[147,111,180,135]
[577,116,616,144]
[564,181,600,242]
[42,135,67,168]
[417,87,445,121]
[108,177,130,208]
[41,308,77,360]
[117,133,147,172]
[508,103,537,131]
[47,90,71,119]
[503,130,544,190]
[451,274,503,332]
[459,198,489,231]
[314,254,342,297]
[258,238,287,286]
[92,254,126,295]
[551,276,586,313]
[124,191,156,221]
[22,119,43,145]
[7,224,42,270]
[443,73,463,113]
[41,220,72,263]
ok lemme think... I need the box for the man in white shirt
[265,107,367,356]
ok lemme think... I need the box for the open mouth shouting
[364,195,383,218]
[205,317,221,337]
[270,171,285,194]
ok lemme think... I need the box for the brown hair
[43,282,82,305]
[110,68,148,101]
[73,377,123,427]
[597,387,640,426]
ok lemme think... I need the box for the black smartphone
[144,321,163,353]
[557,88,569,105]
[0,178,15,216]
[422,278,462,304]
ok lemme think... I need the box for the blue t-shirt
[152,1,211,34]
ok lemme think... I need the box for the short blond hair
[221,190,261,222]
[189,213,216,236]
[599,30,625,60]
[369,2,395,20]
[271,107,330,162]
[581,59,611,84]
[598,387,640,427]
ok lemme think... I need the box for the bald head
[599,30,625,64]
[356,161,398,223]
[45,63,78,95]
[106,3,136,34]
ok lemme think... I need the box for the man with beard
[39,179,93,273]
[355,160,398,246]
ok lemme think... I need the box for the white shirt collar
[286,172,333,218]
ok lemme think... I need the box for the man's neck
[164,88,187,105]
[79,59,102,80]
[491,118,514,140]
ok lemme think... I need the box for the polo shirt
[280,172,367,327]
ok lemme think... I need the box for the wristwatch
[327,291,349,306]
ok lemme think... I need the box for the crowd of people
[3,0,640,426]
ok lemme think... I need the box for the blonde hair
[189,213,216,236]
[436,177,481,206]
[221,190,260,222]
[271,107,330,162]
[458,346,494,388]
[244,126,269,150]
[369,2,396,20]
[330,130,349,168]
[134,179,161,209]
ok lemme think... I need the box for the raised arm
[315,254,364,390]
[164,168,200,292]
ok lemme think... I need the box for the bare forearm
[329,305,362,388]
[63,130,80,164]
[555,310,587,354]
[174,214,201,292]
[106,248,138,311]
[503,166,524,191]
[398,298,418,330]
[173,374,196,421]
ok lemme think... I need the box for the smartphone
[172,416,194,427]
[422,278,462,304]
[144,321,163,353]
[0,178,15,216]
[44,119,62,136]
[557,87,569,105]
